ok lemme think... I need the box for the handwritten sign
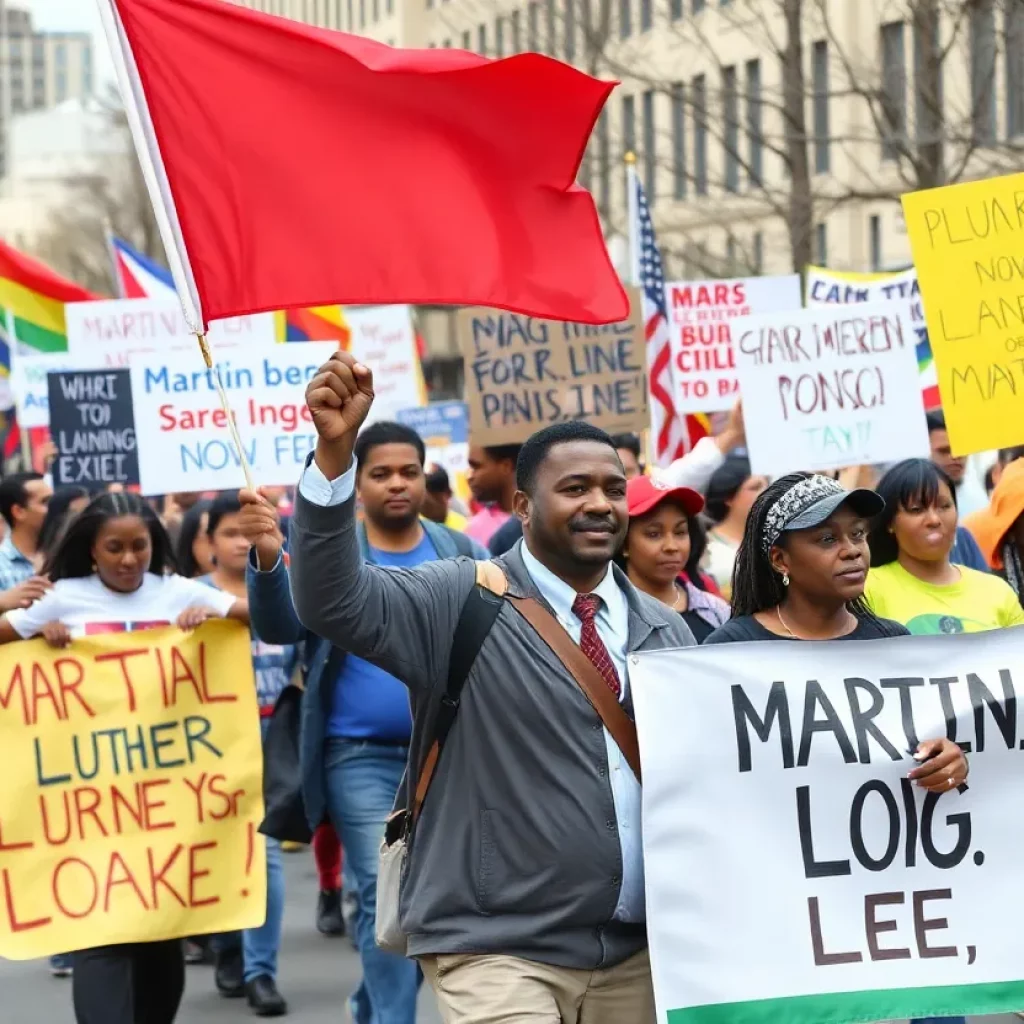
[458,290,648,445]
[633,632,1024,1024]
[806,265,939,411]
[346,306,424,424]
[10,353,82,430]
[903,173,1024,454]
[731,303,929,475]
[48,369,140,488]
[65,298,275,368]
[666,275,801,413]
[129,343,333,495]
[0,622,266,959]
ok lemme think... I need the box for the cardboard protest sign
[805,265,939,411]
[458,290,647,445]
[346,306,425,423]
[129,343,333,495]
[666,275,801,413]
[65,298,275,367]
[47,369,140,488]
[902,173,1024,454]
[632,630,1024,1024]
[731,302,929,475]
[10,353,81,429]
[396,401,470,497]
[0,621,265,959]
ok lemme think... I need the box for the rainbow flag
[0,241,98,358]
[274,304,351,346]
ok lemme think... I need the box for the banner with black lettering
[631,630,1024,1024]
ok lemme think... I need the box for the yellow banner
[902,173,1024,455]
[0,621,266,960]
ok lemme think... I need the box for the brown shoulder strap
[508,595,641,782]
[408,561,508,827]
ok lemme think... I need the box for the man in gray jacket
[239,350,694,1022]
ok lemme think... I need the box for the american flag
[631,174,708,464]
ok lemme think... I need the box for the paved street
[0,849,1016,1024]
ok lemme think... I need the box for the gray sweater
[290,489,695,969]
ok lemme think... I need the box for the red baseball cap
[627,475,705,518]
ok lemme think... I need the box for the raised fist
[306,350,375,444]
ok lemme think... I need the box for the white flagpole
[103,219,124,298]
[625,152,640,288]
[94,0,257,492]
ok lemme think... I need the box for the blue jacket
[246,518,486,829]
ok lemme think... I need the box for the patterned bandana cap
[761,475,846,554]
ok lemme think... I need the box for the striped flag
[109,235,178,300]
[628,170,707,465]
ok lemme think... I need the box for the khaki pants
[419,949,656,1024]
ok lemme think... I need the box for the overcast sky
[25,0,115,88]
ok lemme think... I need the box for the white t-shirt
[6,573,237,639]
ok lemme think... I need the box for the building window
[546,0,556,54]
[462,29,471,47]
[372,0,379,22]
[527,1,539,49]
[619,0,631,39]
[597,109,611,216]
[746,58,762,187]
[670,0,682,20]
[642,89,656,199]
[970,0,996,145]
[671,81,686,199]
[346,0,353,29]
[478,23,487,51]
[693,74,707,196]
[913,5,943,146]
[723,65,739,193]
[815,222,828,265]
[693,0,704,10]
[869,215,882,271]
[753,231,763,273]
[622,94,636,210]
[443,37,451,46]
[564,0,575,61]
[812,40,830,172]
[511,10,522,52]
[55,71,67,102]
[880,22,906,160]
[359,0,365,30]
[726,236,737,273]
[495,16,505,55]
[640,0,652,32]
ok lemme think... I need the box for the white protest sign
[805,265,939,408]
[731,301,929,475]
[632,631,1024,1024]
[666,275,801,413]
[129,343,334,495]
[65,298,276,367]
[10,353,81,428]
[345,305,423,423]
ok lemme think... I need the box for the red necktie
[571,593,621,698]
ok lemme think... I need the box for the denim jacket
[245,519,486,829]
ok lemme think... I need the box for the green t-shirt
[865,561,1024,635]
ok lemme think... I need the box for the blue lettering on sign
[179,439,258,472]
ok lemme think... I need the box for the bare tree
[31,91,166,294]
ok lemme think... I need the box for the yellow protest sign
[0,620,266,960]
[903,172,1024,454]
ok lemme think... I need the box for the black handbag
[258,683,314,844]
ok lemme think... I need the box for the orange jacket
[963,459,1024,569]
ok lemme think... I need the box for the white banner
[632,630,1024,1024]
[345,305,423,424]
[666,275,802,413]
[65,298,275,367]
[129,343,334,495]
[10,353,82,429]
[731,301,929,475]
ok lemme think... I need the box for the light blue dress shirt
[298,455,645,922]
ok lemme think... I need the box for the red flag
[104,0,627,327]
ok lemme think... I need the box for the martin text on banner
[0,621,266,960]
[632,630,1024,1024]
